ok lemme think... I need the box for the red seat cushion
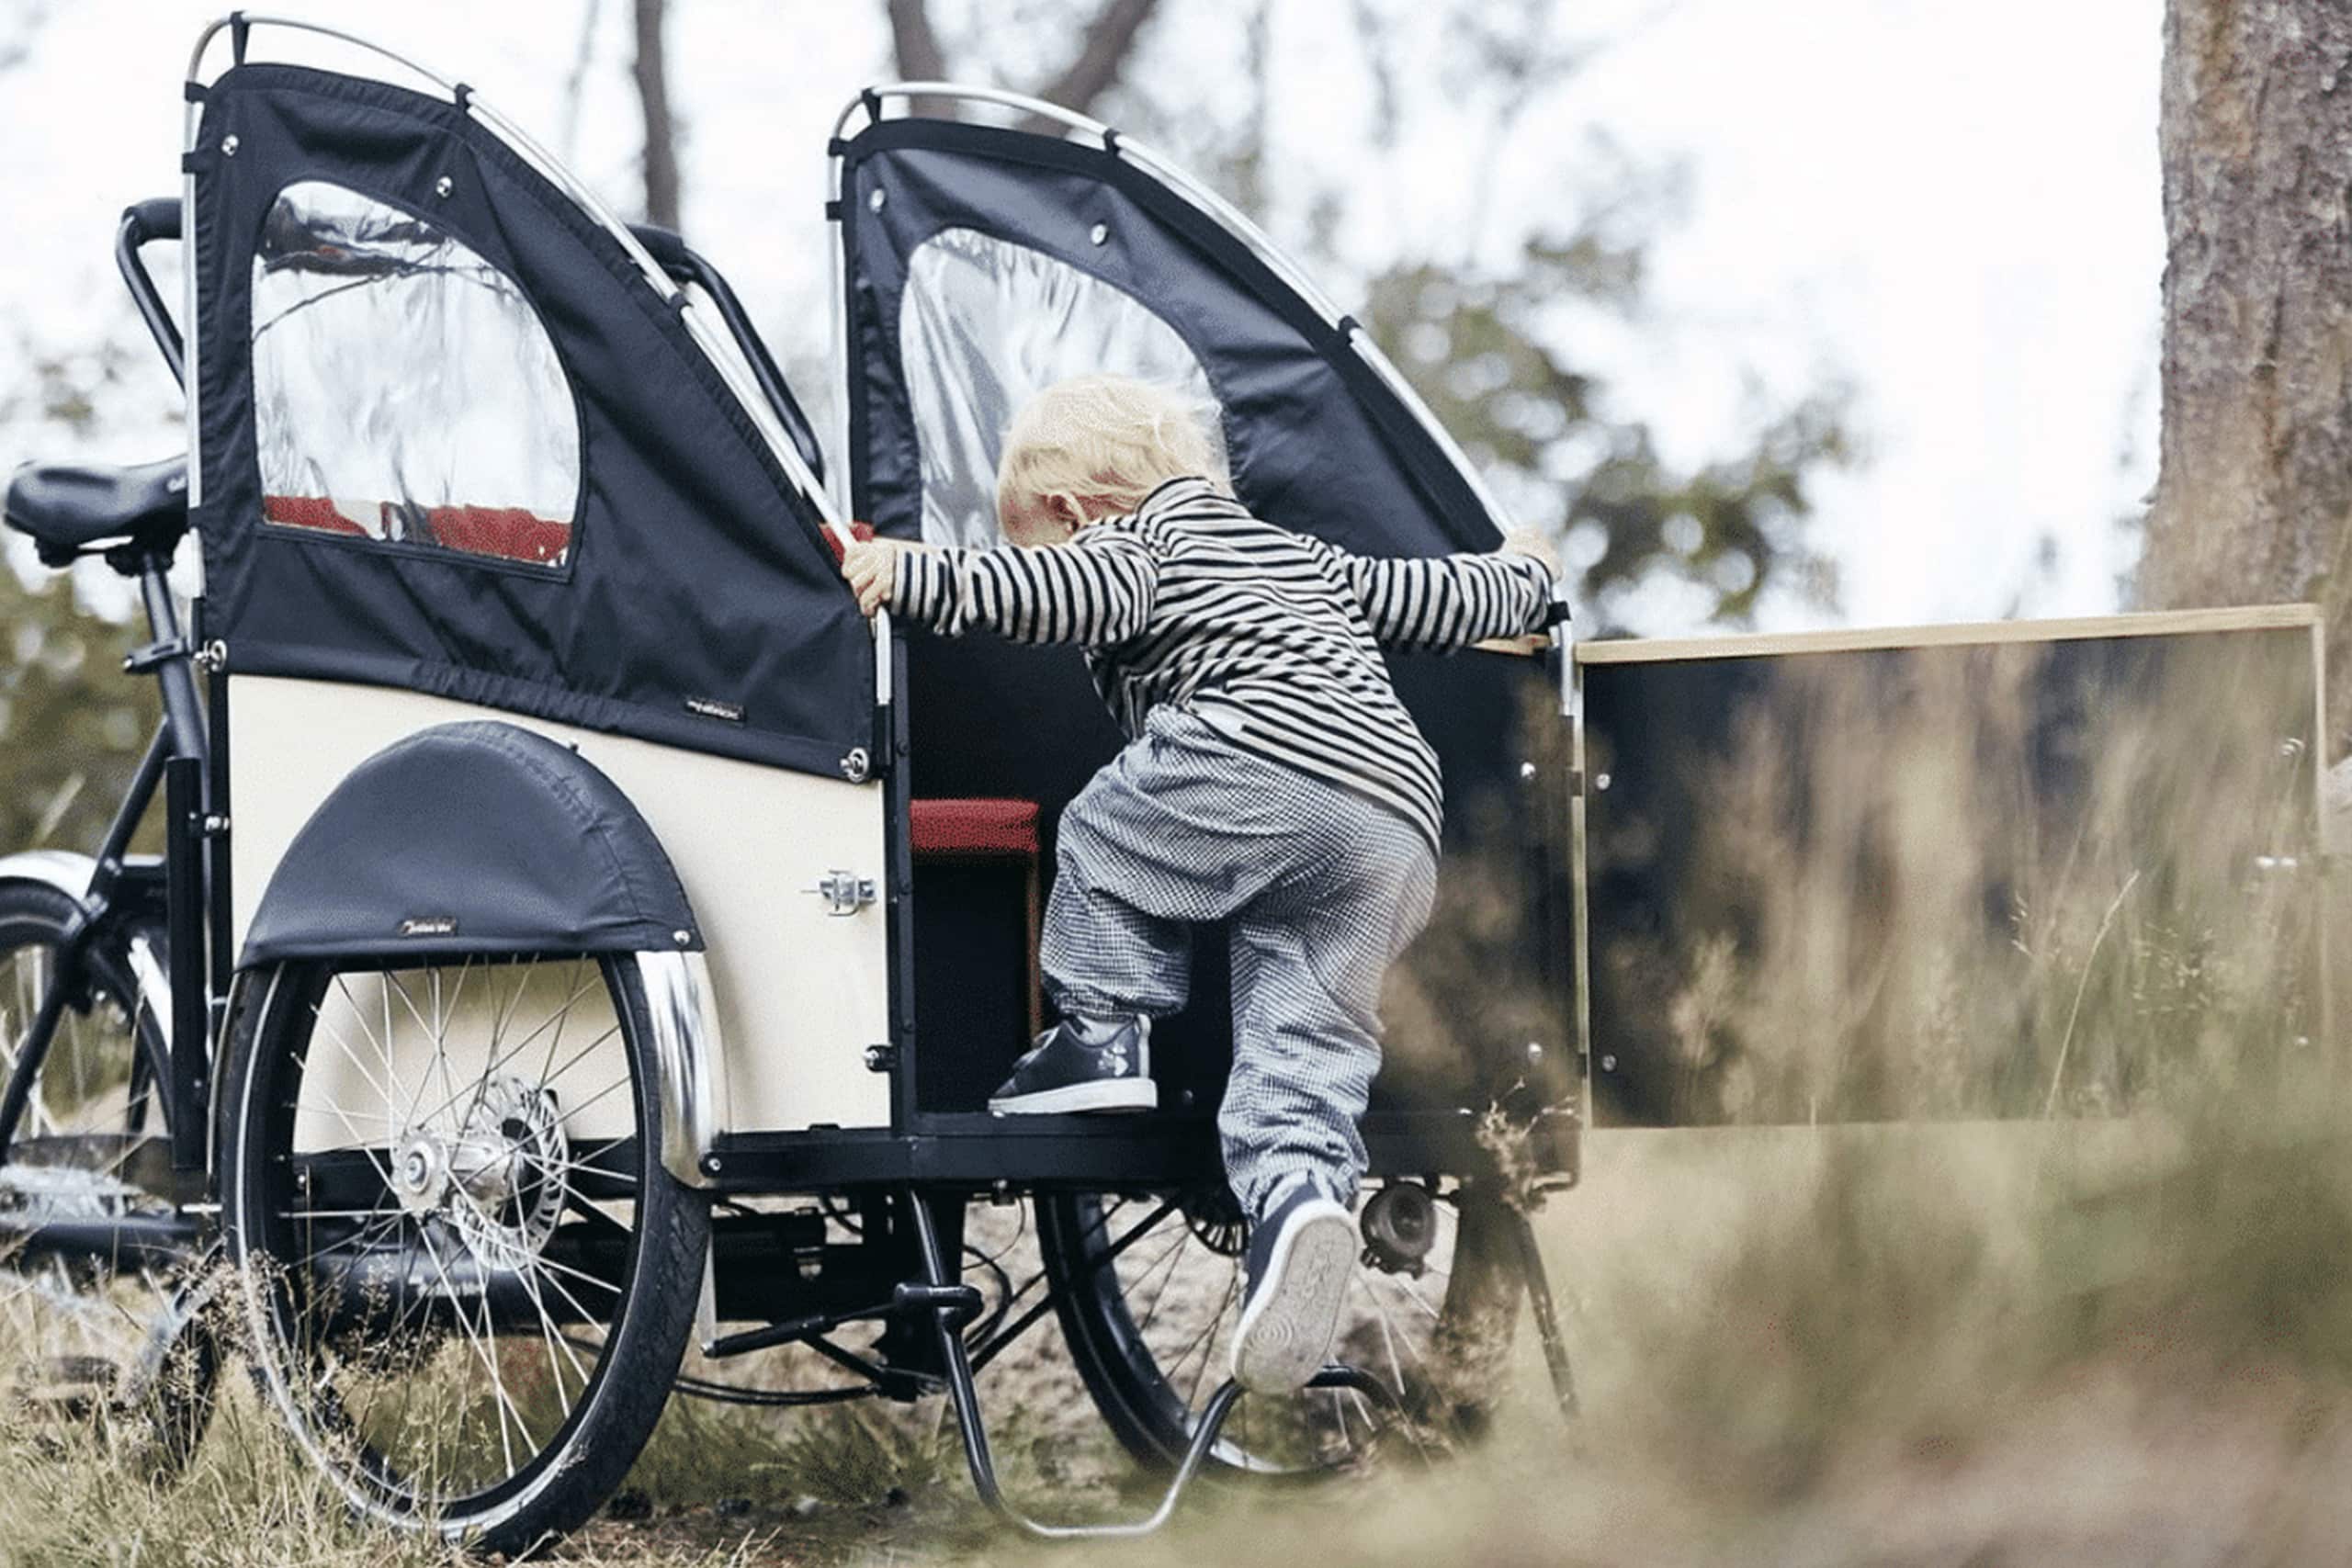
[424,504,572,566]
[910,797,1039,858]
[264,493,368,536]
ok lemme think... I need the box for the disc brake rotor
[439,1078,567,1271]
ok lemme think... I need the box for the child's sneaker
[986,1015,1157,1114]
[1230,1177,1357,1393]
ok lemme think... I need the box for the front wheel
[220,953,708,1555]
[0,878,216,1471]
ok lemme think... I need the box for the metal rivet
[867,187,887,212]
[673,929,692,946]
[1089,222,1109,245]
[220,134,239,156]
[435,175,454,198]
[1593,772,1612,791]
[1519,761,1539,782]
[1525,1042,1544,1064]
[841,747,871,783]
[1600,1055,1618,1072]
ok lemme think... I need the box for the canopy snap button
[1090,222,1109,245]
[867,187,887,212]
[435,175,454,198]
[220,134,239,156]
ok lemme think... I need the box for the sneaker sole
[987,1079,1159,1115]
[1231,1201,1357,1394]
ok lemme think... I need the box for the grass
[6,1097,2352,1564]
[5,627,2347,1562]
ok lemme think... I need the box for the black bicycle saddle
[4,456,188,567]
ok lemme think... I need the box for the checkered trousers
[1042,705,1439,1219]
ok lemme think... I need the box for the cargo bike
[0,16,1583,1552]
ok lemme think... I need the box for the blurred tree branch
[559,0,602,163]
[631,0,680,227]
[1025,0,1160,121]
[0,0,48,75]
[885,0,949,79]
[881,0,1166,128]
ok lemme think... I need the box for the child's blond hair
[995,375,1227,533]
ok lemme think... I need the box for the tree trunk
[1028,0,1163,119]
[2143,0,2352,742]
[879,0,1163,128]
[630,0,681,229]
[884,0,948,80]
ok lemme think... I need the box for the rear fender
[232,721,726,1188]
[0,849,173,1056]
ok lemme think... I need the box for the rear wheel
[0,878,214,1471]
[1038,1181,1526,1476]
[220,953,707,1555]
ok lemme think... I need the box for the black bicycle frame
[0,197,217,1177]
[0,551,213,1173]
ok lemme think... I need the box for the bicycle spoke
[563,1193,633,1234]
[400,973,597,1133]
[297,1096,400,1193]
[528,1250,622,1301]
[406,1001,608,1134]
[1134,1224,1194,1335]
[312,1004,400,1122]
[393,958,470,1134]
[513,1257,588,1418]
[549,1071,630,1123]
[410,1222,526,1479]
[1176,1271,1240,1411]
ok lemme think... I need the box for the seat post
[135,552,206,764]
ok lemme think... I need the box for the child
[840,374,1559,1393]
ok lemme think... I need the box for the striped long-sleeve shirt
[889,476,1555,852]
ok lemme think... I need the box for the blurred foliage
[1364,243,1851,630]
[0,332,147,441]
[0,567,159,856]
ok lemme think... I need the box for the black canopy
[189,63,873,781]
[837,117,1504,557]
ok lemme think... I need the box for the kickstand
[903,1188,1397,1539]
[1509,1203,1577,1418]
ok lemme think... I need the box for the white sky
[0,0,2164,634]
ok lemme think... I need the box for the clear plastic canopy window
[250,180,582,570]
[899,227,1228,548]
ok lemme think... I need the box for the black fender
[240,720,701,968]
[0,848,175,1060]
[234,720,721,1189]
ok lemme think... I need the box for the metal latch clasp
[807,871,877,916]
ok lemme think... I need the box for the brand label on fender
[398,916,458,938]
[684,696,745,723]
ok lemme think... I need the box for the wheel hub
[390,1135,453,1216]
[443,1078,569,1270]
